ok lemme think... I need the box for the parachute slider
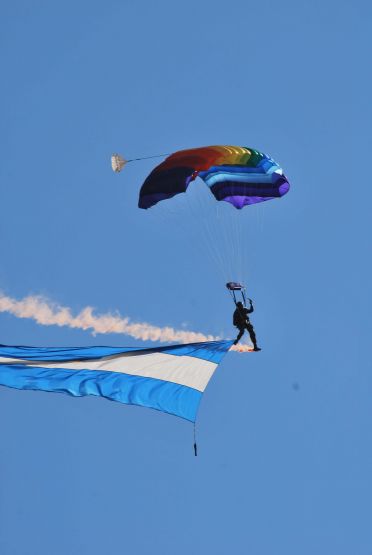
[226,282,247,306]
[226,282,244,291]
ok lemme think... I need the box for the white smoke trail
[0,293,218,343]
[0,293,250,351]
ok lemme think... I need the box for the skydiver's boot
[252,340,261,351]
[248,324,261,351]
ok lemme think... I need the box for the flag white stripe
[0,353,216,392]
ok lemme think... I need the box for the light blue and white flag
[0,341,233,421]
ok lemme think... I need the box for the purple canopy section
[208,174,290,209]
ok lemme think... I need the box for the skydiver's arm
[246,301,254,314]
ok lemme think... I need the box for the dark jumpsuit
[233,303,258,348]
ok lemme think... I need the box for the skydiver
[233,300,261,351]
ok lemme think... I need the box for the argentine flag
[0,341,233,422]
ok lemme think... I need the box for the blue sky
[0,1,371,553]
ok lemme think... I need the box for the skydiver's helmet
[236,302,243,308]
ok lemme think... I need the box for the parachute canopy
[0,340,233,422]
[138,145,290,210]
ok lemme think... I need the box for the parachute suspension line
[256,202,265,234]
[201,204,229,283]
[226,203,245,285]
[216,203,230,280]
[227,206,241,283]
[177,180,249,289]
[242,288,247,306]
[209,201,234,284]
[183,183,229,285]
[237,210,245,283]
[231,207,241,282]
[231,208,246,285]
[193,422,198,457]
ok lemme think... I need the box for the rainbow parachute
[138,145,290,210]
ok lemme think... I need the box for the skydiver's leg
[247,324,260,351]
[234,327,245,345]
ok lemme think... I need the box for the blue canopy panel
[0,341,233,422]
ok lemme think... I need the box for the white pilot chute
[111,153,126,173]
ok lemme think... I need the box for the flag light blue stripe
[0,364,202,422]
